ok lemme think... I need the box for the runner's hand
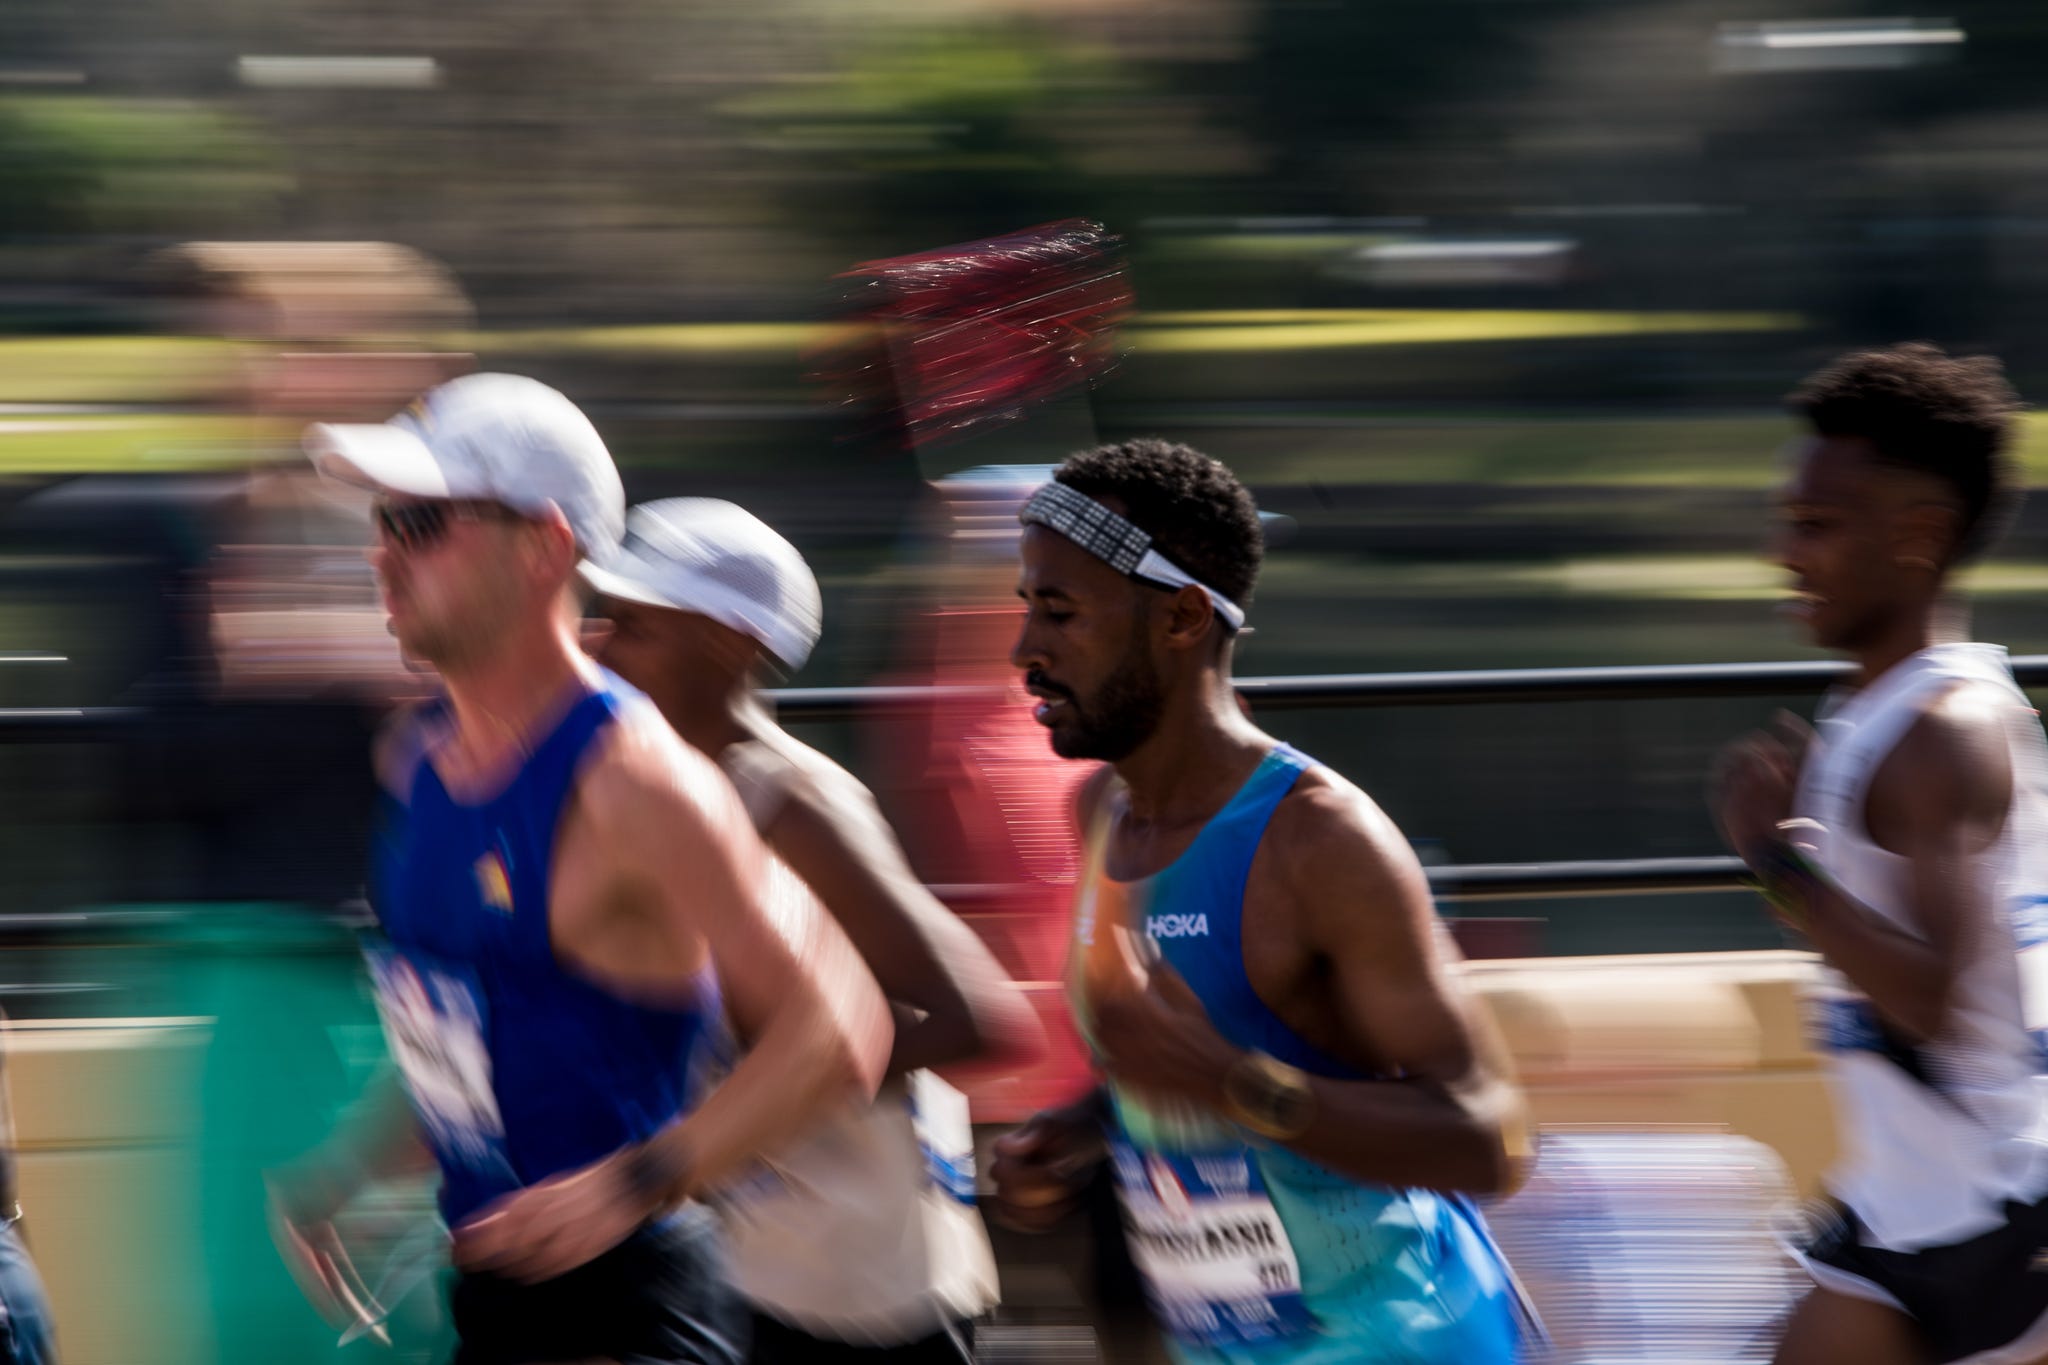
[451,1149,655,1283]
[263,1171,388,1343]
[1711,712,1811,865]
[990,1102,1107,1233]
[1093,964,1237,1109]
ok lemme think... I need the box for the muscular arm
[283,1066,434,1206]
[1794,691,2011,1043]
[1253,782,1525,1194]
[1092,774,1524,1196]
[763,768,1041,1076]
[572,729,894,1200]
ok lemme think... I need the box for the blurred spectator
[66,241,474,907]
[865,466,1094,1124]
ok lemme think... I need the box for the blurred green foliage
[721,20,1134,254]
[0,95,285,237]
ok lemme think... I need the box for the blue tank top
[370,673,721,1227]
[1069,745,1525,1365]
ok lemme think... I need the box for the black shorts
[1804,1190,2048,1363]
[452,1210,748,1365]
[748,1312,974,1365]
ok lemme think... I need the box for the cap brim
[304,422,458,500]
[578,559,678,611]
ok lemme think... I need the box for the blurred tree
[0,96,285,240]
[0,101,97,238]
[720,20,1135,256]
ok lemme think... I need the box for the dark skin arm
[1091,773,1526,1196]
[760,765,1042,1076]
[1714,690,2010,1043]
[986,1088,1111,1233]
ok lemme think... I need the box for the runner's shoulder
[575,696,751,844]
[1876,679,2015,825]
[716,733,890,860]
[749,729,875,819]
[1264,762,1425,906]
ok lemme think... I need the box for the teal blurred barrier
[2,906,450,1365]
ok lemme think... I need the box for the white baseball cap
[303,372,625,555]
[581,498,823,671]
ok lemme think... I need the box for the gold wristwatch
[1220,1049,1317,1140]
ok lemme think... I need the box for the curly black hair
[1789,342,2024,563]
[1052,437,1263,607]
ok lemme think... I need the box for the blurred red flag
[815,219,1134,451]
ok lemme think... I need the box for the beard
[392,614,482,671]
[386,577,521,674]
[1048,643,1167,762]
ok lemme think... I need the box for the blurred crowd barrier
[1469,950,1838,1194]
[1488,1131,1806,1363]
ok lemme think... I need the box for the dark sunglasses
[373,499,525,552]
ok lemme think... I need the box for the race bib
[908,1070,977,1205]
[366,944,512,1179]
[1805,968,1887,1057]
[2011,894,2048,1065]
[1108,1138,1315,1349]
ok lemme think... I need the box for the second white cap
[581,498,823,671]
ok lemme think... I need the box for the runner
[269,373,892,1364]
[1713,343,2048,1365]
[987,438,1531,1364]
[585,496,1042,1363]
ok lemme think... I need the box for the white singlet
[714,740,999,1343]
[1793,642,2048,1251]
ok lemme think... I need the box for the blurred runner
[587,496,1042,1364]
[269,373,892,1364]
[864,468,1096,1124]
[815,221,1134,1124]
[989,438,1532,1364]
[1714,344,2048,1365]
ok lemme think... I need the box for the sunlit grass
[7,324,2048,490]
[1128,309,1804,354]
[0,311,1801,405]
[0,413,284,471]
[0,336,237,404]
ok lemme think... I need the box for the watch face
[1227,1056,1314,1138]
[1262,1083,1315,1134]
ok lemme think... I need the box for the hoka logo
[1147,913,1209,939]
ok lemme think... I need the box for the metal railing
[1425,855,1748,901]
[771,657,2040,902]
[8,654,2014,907]
[10,657,2047,734]
[766,655,2048,719]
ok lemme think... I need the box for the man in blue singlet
[267,373,894,1364]
[987,439,1532,1364]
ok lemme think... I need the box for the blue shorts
[0,1221,55,1365]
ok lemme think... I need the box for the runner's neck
[439,620,598,785]
[1849,597,1966,690]
[1113,689,1271,828]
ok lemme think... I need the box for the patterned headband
[1018,480,1246,631]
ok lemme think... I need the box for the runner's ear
[1160,585,1217,651]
